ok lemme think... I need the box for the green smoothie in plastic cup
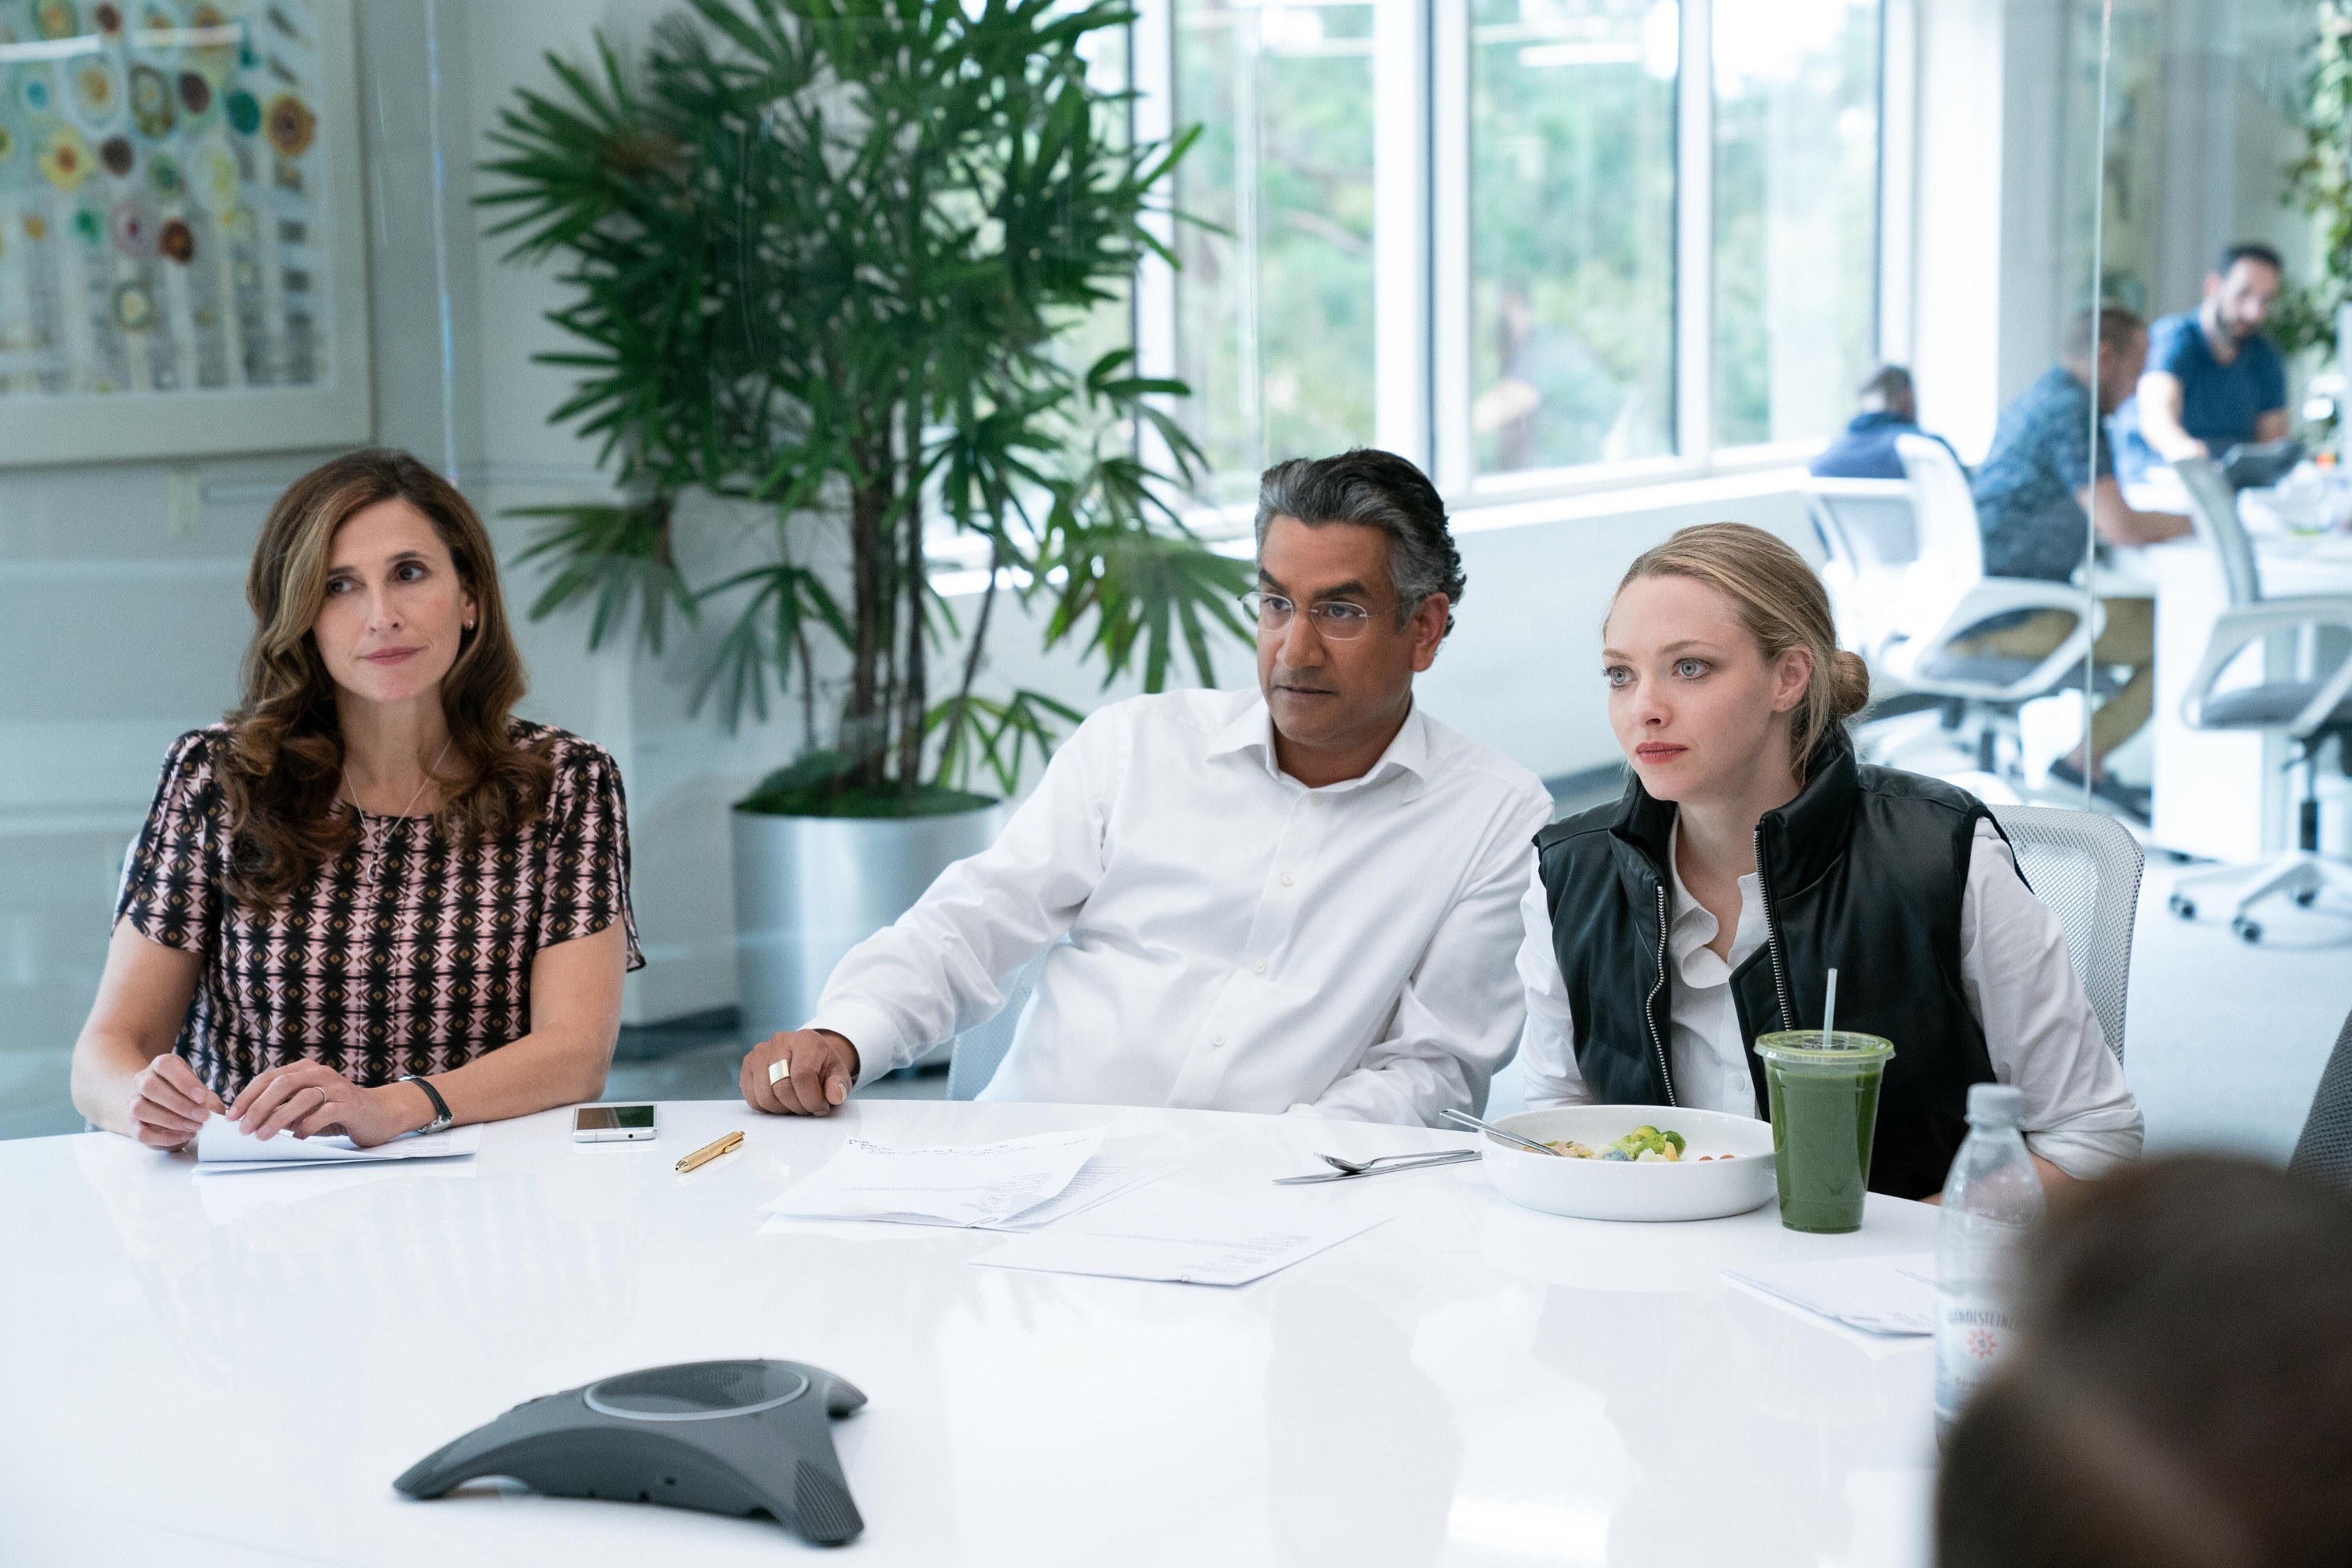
[1754,1030,1895,1233]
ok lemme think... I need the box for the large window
[1171,0,1379,504]
[1470,0,1678,475]
[1711,0,1882,450]
[1154,0,1885,498]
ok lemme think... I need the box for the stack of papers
[760,1128,1178,1233]
[755,1129,1393,1287]
[1723,1254,1939,1336]
[193,1114,483,1174]
[973,1188,1389,1287]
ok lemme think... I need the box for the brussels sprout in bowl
[1482,1106,1777,1222]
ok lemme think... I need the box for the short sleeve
[2147,314,2198,377]
[116,730,226,956]
[535,739,644,971]
[2256,339,2288,414]
[2044,383,2096,488]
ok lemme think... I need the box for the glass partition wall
[0,0,2330,1137]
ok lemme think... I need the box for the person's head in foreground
[2203,242,2283,348]
[72,448,640,1152]
[1519,523,2140,1197]
[1937,1155,2352,1568]
[1250,447,1461,786]
[2063,304,2150,416]
[742,447,1553,1124]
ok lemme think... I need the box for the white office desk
[1,1100,1941,1567]
[2134,532,2352,860]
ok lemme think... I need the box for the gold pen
[674,1129,744,1174]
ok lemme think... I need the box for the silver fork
[1319,1149,1475,1174]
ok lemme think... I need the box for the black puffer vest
[1532,737,2004,1200]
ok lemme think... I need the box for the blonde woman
[1518,523,2140,1200]
[72,448,641,1150]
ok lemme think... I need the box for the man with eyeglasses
[739,448,1552,1127]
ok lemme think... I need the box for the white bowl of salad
[1480,1105,1777,1222]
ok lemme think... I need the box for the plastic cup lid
[1752,1029,1895,1065]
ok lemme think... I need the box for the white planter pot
[731,801,1006,1048]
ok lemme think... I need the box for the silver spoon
[1440,1107,1563,1156]
[1272,1150,1483,1185]
[1319,1149,1476,1175]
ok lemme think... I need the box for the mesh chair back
[946,954,1045,1101]
[2175,456,2263,608]
[1895,435,1987,581]
[1988,804,2143,1062]
[2291,1010,2352,1188]
[1803,480,1917,574]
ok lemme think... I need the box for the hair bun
[1830,649,1871,720]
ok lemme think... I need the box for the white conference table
[1,1099,1943,1567]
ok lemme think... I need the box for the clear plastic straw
[1821,967,1838,1048]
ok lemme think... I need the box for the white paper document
[193,1114,482,1174]
[755,1136,1178,1238]
[1723,1253,1940,1336]
[971,1189,1391,1287]
[763,1128,1105,1229]
[975,1137,1181,1232]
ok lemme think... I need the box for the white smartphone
[572,1103,658,1143]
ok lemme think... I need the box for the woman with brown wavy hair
[71,448,641,1150]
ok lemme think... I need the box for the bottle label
[1934,1290,2019,1416]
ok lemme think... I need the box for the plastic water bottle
[1933,1083,2045,1441]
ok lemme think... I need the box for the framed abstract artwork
[0,0,368,467]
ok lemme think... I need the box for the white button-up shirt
[811,689,1554,1126]
[1515,818,2145,1177]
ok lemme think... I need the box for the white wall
[1907,0,2085,463]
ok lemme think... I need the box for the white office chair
[946,954,1046,1101]
[1876,435,2105,779]
[1988,804,2143,1062]
[1802,476,1915,662]
[2165,456,2352,942]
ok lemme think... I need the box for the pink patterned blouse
[116,720,643,1099]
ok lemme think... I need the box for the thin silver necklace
[344,739,452,829]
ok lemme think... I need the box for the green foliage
[1466,35,1675,472]
[510,498,698,655]
[928,688,1083,797]
[2278,2,2352,362]
[478,0,1248,815]
[1171,5,1379,490]
[738,749,999,817]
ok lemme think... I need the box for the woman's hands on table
[125,1053,225,1150]
[741,1029,861,1117]
[227,1062,434,1148]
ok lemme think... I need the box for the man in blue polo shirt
[2129,242,2290,472]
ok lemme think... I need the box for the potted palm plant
[480,0,1250,1038]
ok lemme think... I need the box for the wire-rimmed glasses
[1240,590,1385,641]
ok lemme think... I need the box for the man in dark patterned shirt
[1959,307,2188,814]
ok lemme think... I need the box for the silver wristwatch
[399,1073,454,1134]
